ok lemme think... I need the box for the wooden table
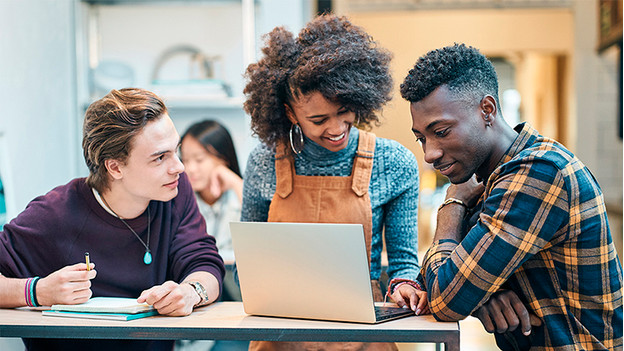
[0,302,459,350]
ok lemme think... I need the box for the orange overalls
[249,131,397,351]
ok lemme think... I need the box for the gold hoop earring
[289,123,304,154]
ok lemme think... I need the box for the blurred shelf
[344,0,572,12]
[77,0,255,113]
[81,97,244,112]
[163,96,245,109]
[81,0,242,5]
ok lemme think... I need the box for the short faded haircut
[401,43,499,107]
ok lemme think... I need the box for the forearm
[421,202,471,320]
[0,274,28,308]
[432,202,467,242]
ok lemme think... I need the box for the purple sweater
[0,172,225,351]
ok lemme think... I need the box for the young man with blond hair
[0,88,225,351]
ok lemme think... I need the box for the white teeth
[329,133,345,141]
[440,164,451,171]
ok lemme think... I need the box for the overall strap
[351,131,376,197]
[274,144,294,198]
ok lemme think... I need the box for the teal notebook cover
[42,309,159,321]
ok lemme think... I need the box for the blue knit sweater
[241,128,420,281]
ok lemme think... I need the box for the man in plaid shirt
[401,43,622,350]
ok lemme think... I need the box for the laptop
[230,221,415,324]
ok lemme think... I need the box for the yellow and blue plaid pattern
[422,123,623,350]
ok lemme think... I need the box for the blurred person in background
[178,119,247,351]
[180,119,242,266]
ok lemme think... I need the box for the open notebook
[42,297,158,321]
[230,221,415,324]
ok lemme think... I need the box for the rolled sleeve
[422,160,569,322]
[422,239,459,281]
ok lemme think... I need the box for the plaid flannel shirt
[422,123,623,350]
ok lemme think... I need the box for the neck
[98,188,149,219]
[476,123,518,181]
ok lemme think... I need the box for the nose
[171,154,185,174]
[328,115,351,135]
[326,117,344,135]
[422,141,443,165]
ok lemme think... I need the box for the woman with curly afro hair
[241,14,428,351]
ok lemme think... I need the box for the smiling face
[286,91,356,152]
[114,114,185,205]
[410,85,492,184]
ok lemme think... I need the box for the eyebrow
[150,150,170,158]
[412,119,444,134]
[305,106,348,119]
[306,114,329,119]
[149,139,182,158]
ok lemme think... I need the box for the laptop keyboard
[374,306,413,321]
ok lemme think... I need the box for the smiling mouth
[328,133,346,142]
[436,162,454,173]
[165,178,179,187]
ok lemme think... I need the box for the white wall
[0,0,80,221]
[0,1,79,349]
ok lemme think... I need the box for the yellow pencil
[85,252,90,271]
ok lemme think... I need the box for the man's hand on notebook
[392,285,430,316]
[137,281,196,317]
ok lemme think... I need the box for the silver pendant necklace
[100,196,152,265]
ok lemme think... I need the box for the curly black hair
[243,14,393,147]
[400,43,499,107]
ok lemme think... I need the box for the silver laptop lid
[230,222,377,323]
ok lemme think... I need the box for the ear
[284,104,298,125]
[480,95,498,119]
[104,159,124,181]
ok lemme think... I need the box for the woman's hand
[208,165,243,202]
[391,284,430,315]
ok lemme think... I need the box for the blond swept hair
[82,88,167,192]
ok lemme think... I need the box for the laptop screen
[230,222,379,323]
